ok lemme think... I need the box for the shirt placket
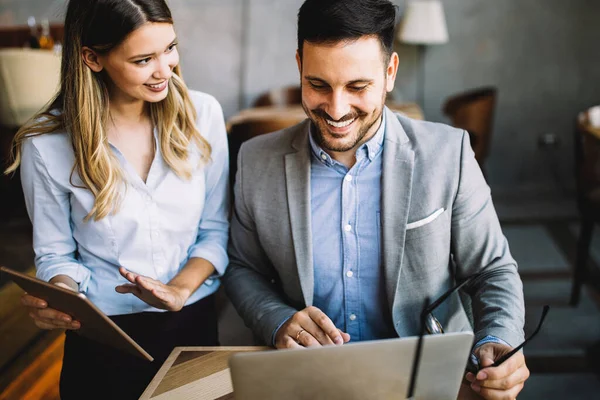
[144,189,166,278]
[136,136,166,279]
[342,161,362,340]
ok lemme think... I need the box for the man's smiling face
[297,36,398,157]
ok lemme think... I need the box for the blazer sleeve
[451,130,525,347]
[222,142,297,346]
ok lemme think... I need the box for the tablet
[0,266,153,361]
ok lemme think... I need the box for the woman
[6,0,229,398]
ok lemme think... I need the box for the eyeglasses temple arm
[491,305,549,367]
[406,297,430,399]
[425,268,508,315]
[425,279,471,314]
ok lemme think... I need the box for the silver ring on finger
[295,329,306,344]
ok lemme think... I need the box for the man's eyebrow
[346,79,373,85]
[304,76,373,85]
[128,38,177,60]
[304,75,329,84]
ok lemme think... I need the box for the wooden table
[139,346,267,400]
[140,345,480,400]
[227,102,424,130]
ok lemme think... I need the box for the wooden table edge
[138,346,268,400]
[138,347,182,400]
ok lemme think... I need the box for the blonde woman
[6,0,229,398]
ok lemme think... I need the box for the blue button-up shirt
[19,91,229,316]
[310,113,396,341]
[308,111,504,354]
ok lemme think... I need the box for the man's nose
[325,90,352,121]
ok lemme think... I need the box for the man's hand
[274,306,351,349]
[115,267,190,311]
[465,343,530,400]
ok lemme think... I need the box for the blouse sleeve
[20,138,92,291]
[187,96,230,276]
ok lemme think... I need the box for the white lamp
[398,0,449,107]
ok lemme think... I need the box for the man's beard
[304,103,385,153]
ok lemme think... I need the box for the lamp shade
[398,0,449,45]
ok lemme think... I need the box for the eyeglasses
[406,272,549,399]
[422,269,549,370]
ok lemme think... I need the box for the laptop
[229,331,473,400]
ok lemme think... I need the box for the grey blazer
[223,108,525,347]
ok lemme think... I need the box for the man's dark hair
[297,0,398,61]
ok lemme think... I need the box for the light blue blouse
[20,91,230,315]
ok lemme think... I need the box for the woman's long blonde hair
[5,0,211,221]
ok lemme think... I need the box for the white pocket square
[406,208,445,230]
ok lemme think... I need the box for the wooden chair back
[442,87,497,170]
[228,116,300,186]
[253,86,302,108]
[570,108,600,306]
[575,111,600,215]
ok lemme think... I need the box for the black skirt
[59,294,218,400]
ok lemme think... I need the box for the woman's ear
[82,47,103,72]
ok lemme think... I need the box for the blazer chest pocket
[405,208,449,242]
[402,209,451,280]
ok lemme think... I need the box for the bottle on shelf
[27,16,40,49]
[38,19,55,50]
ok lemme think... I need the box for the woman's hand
[115,267,190,311]
[21,275,81,330]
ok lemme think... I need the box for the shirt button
[346,270,354,278]
[344,224,352,232]
[344,175,352,182]
[320,153,327,160]
[349,314,357,321]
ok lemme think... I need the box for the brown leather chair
[228,116,300,188]
[442,87,498,174]
[253,85,302,108]
[570,110,600,306]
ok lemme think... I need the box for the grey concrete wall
[0,0,66,25]
[241,0,304,108]
[405,0,600,193]
[169,0,242,117]
[1,0,598,194]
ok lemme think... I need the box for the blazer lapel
[381,108,415,313]
[285,123,314,307]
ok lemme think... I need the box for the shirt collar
[308,111,386,167]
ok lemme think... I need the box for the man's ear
[82,47,103,73]
[385,52,399,93]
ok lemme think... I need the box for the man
[223,0,529,398]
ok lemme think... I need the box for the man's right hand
[274,306,350,349]
[20,275,81,330]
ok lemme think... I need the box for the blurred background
[0,0,599,399]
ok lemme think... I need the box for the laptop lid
[229,331,474,400]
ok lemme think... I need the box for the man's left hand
[464,342,530,400]
[115,267,190,311]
